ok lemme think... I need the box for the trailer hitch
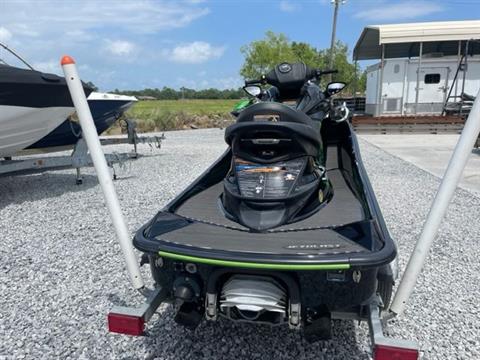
[368,297,419,360]
[108,286,168,336]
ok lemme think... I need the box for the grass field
[123,99,239,132]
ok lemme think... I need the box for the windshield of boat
[0,42,35,70]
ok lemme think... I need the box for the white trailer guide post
[61,55,168,336]
[61,54,480,359]
[61,55,144,289]
[390,87,480,315]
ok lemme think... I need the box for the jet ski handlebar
[245,76,267,86]
[315,69,338,77]
[244,66,338,86]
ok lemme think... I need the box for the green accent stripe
[158,251,350,270]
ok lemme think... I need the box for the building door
[408,66,450,114]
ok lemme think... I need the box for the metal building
[353,20,480,116]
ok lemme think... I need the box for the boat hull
[0,105,74,157]
[0,64,92,157]
[28,94,137,149]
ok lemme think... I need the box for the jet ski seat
[225,104,322,164]
[221,102,329,231]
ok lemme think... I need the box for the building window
[394,64,400,73]
[424,73,441,84]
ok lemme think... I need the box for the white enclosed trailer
[354,20,480,117]
[365,55,480,115]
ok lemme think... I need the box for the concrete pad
[360,134,480,195]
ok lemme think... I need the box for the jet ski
[133,62,396,339]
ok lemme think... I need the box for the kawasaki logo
[285,244,342,250]
[279,63,292,73]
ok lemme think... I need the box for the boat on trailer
[28,92,137,151]
[0,44,162,183]
[0,42,92,158]
[0,63,92,158]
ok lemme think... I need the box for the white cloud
[171,42,225,63]
[354,1,443,21]
[105,40,136,56]
[65,30,93,42]
[10,24,39,37]
[0,0,210,82]
[176,75,242,90]
[0,0,210,36]
[0,27,12,42]
[213,76,243,90]
[279,1,298,12]
[32,60,61,75]
[176,77,198,88]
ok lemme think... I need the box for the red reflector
[108,313,145,336]
[374,345,419,360]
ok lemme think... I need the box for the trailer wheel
[377,278,393,309]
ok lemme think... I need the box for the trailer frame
[0,118,164,184]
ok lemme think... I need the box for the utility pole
[329,0,345,78]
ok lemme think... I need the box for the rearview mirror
[243,85,262,97]
[326,82,346,96]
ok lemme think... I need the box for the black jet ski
[133,62,397,339]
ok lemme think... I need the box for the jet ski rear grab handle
[62,56,480,357]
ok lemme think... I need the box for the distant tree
[319,42,359,88]
[112,86,244,100]
[85,81,98,92]
[240,31,366,93]
[159,87,179,100]
[240,31,296,79]
[291,42,324,68]
[356,69,367,95]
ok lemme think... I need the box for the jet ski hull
[133,121,396,329]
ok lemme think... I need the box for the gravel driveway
[1,128,479,359]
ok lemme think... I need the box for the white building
[354,20,480,116]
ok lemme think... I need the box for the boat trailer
[62,55,480,360]
[0,118,164,184]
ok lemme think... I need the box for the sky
[0,0,478,91]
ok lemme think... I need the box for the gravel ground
[1,128,479,359]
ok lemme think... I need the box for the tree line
[113,31,365,99]
[112,86,244,100]
[240,31,365,93]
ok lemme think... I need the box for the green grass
[123,99,239,132]
[131,99,239,114]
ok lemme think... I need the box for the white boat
[0,63,92,158]
[26,92,137,150]
[0,42,94,158]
